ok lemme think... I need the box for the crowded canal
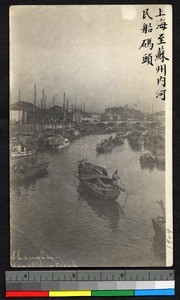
[10,133,165,268]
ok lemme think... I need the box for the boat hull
[11,149,36,158]
[152,217,166,244]
[57,142,70,149]
[80,179,120,201]
[11,161,50,182]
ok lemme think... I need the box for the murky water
[10,134,166,267]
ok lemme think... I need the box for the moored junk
[128,131,144,146]
[96,134,124,154]
[44,136,70,150]
[96,142,113,154]
[155,150,165,165]
[11,143,37,159]
[77,159,124,201]
[10,158,50,182]
[152,200,166,244]
[112,133,125,145]
[140,153,157,164]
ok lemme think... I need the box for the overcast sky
[10,5,171,112]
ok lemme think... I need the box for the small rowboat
[11,160,50,182]
[78,161,123,201]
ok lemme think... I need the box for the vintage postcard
[10,5,172,267]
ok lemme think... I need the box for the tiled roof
[11,101,41,112]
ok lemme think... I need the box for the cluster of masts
[18,84,86,113]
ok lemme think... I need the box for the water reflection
[10,134,166,267]
[77,184,121,234]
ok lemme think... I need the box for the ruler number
[72,273,76,279]
[120,273,124,278]
[24,274,27,278]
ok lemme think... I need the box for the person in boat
[112,170,119,185]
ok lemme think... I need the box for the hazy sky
[10,5,171,112]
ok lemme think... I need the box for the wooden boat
[152,216,165,238]
[11,160,50,182]
[128,131,143,146]
[156,155,165,165]
[113,134,125,146]
[140,153,156,164]
[45,136,70,150]
[11,144,36,158]
[152,200,166,243]
[78,161,123,201]
[58,138,70,149]
[96,143,113,154]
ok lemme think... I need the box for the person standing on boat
[112,170,119,186]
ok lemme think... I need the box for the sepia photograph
[10,5,172,268]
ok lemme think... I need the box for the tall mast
[41,89,44,136]
[63,92,66,127]
[66,99,69,127]
[18,88,21,131]
[33,84,37,137]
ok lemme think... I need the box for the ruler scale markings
[5,269,175,295]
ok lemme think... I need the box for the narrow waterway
[10,134,165,267]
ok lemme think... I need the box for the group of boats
[96,133,125,154]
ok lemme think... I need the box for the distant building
[10,101,41,124]
[81,112,100,123]
[105,105,145,122]
[81,111,92,123]
[10,101,73,126]
[91,113,101,123]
